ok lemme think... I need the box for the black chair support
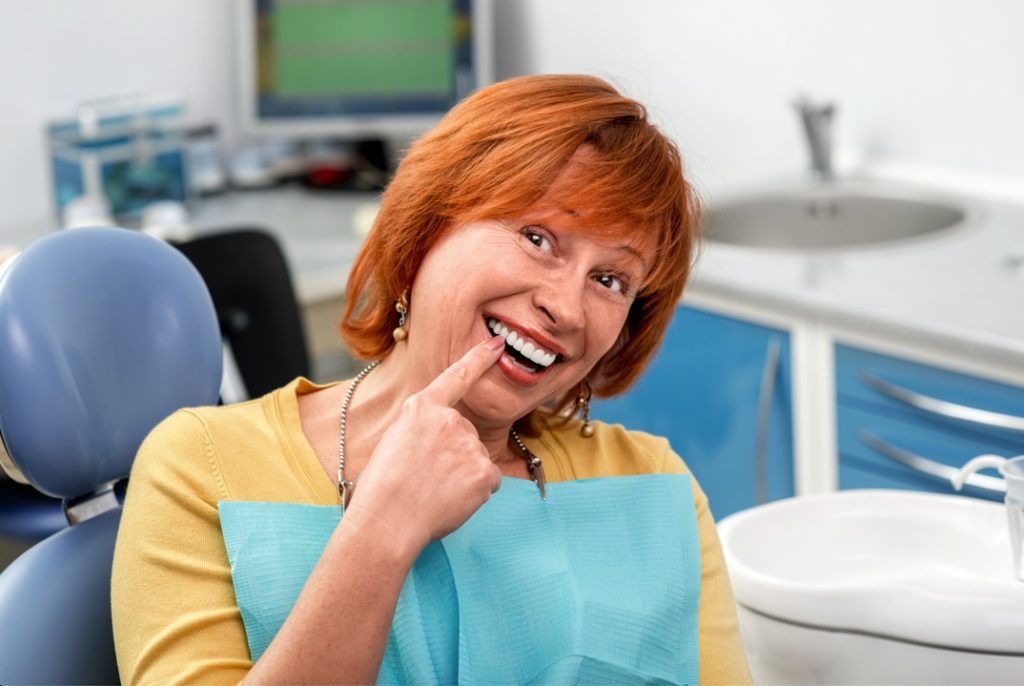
[173,229,311,399]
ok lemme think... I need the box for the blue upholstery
[1,511,123,684]
[0,479,65,541]
[0,227,222,684]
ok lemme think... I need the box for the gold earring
[392,291,409,342]
[578,381,594,438]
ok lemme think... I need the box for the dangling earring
[392,290,409,342]
[578,380,595,438]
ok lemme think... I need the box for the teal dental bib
[219,473,701,684]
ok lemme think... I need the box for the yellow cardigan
[112,377,751,685]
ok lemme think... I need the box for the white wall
[494,0,1024,200]
[0,0,237,233]
[2,0,1023,235]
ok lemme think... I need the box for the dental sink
[718,490,1024,684]
[704,182,966,250]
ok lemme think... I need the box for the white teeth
[485,317,558,368]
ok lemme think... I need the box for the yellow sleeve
[111,410,252,685]
[659,446,753,686]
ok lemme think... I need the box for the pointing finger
[419,335,504,407]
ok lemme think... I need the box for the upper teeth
[487,318,558,367]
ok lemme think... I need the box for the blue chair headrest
[0,227,222,499]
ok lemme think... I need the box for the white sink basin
[719,490,1024,684]
[704,181,966,250]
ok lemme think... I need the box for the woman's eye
[596,273,627,293]
[524,229,552,252]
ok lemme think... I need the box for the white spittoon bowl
[718,490,1024,685]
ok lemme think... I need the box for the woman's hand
[342,335,506,551]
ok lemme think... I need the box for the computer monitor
[235,0,494,140]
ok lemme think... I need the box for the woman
[112,74,750,684]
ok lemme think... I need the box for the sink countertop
[690,186,1024,365]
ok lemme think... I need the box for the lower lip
[496,350,554,386]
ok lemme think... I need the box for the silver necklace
[337,362,547,510]
[337,360,379,510]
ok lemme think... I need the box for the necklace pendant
[510,427,548,501]
[529,456,547,501]
[339,479,355,512]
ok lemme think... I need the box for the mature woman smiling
[112,74,751,685]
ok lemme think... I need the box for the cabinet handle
[859,371,1024,433]
[858,430,1006,494]
[755,338,782,505]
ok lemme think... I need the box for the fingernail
[485,335,504,350]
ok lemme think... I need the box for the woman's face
[406,203,650,428]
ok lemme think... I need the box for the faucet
[794,96,836,182]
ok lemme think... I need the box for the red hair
[341,74,700,421]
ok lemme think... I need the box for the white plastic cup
[140,201,192,242]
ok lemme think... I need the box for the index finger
[419,335,504,407]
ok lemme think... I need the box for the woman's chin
[458,374,549,427]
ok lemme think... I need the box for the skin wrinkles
[406,213,649,446]
[514,218,649,299]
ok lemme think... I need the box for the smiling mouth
[486,317,561,374]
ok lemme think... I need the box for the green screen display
[271,0,454,98]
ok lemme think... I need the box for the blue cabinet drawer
[836,405,1016,501]
[835,345,1024,445]
[835,344,1024,501]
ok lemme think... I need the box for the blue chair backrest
[0,227,222,684]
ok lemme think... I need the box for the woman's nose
[532,273,585,331]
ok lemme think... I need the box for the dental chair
[0,227,222,684]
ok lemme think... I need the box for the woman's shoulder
[147,376,321,444]
[143,391,279,452]
[531,417,691,482]
[130,379,314,499]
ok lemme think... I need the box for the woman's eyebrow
[614,244,649,271]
